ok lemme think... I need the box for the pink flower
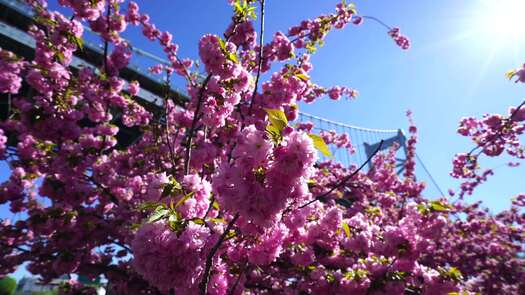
[128,80,140,96]
[132,222,210,293]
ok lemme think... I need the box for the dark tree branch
[113,240,132,253]
[1,242,31,254]
[199,213,240,295]
[297,140,384,210]
[162,70,178,174]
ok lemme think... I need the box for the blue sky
[3,0,525,279]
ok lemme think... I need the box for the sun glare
[478,0,525,39]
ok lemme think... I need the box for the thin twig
[288,15,393,43]
[113,240,132,253]
[203,196,215,220]
[227,263,247,295]
[362,15,392,31]
[199,213,240,295]
[86,174,120,205]
[163,70,178,173]
[247,0,266,115]
[1,242,31,253]
[184,74,212,174]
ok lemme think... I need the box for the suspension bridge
[0,0,445,198]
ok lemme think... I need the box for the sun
[477,0,525,40]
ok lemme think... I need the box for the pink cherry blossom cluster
[451,78,525,197]
[132,222,210,293]
[0,49,26,94]
[388,27,411,50]
[320,129,355,153]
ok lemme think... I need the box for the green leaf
[212,200,220,210]
[161,177,182,198]
[130,223,142,231]
[417,203,428,214]
[264,108,288,144]
[308,133,332,157]
[139,201,163,211]
[306,265,316,271]
[192,218,205,225]
[73,36,83,50]
[295,73,310,82]
[226,230,237,239]
[325,272,336,283]
[439,266,463,282]
[347,3,357,14]
[447,267,463,281]
[342,222,351,238]
[55,51,66,63]
[228,52,239,63]
[266,124,282,136]
[429,200,451,212]
[210,218,226,224]
[306,179,317,189]
[233,0,243,13]
[388,271,408,281]
[168,214,184,231]
[506,69,516,80]
[264,108,288,130]
[148,206,169,223]
[266,124,282,143]
[218,38,227,51]
[161,184,174,198]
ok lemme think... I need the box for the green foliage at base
[0,276,17,295]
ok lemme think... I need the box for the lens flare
[479,0,525,39]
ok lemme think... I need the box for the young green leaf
[264,108,288,131]
[264,108,288,144]
[139,201,162,211]
[308,133,333,157]
[148,206,169,223]
[228,52,239,63]
[342,222,351,238]
[295,73,310,82]
[429,200,452,212]
[218,38,227,51]
[192,218,205,225]
[506,69,516,80]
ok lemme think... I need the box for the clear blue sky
[3,0,525,279]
